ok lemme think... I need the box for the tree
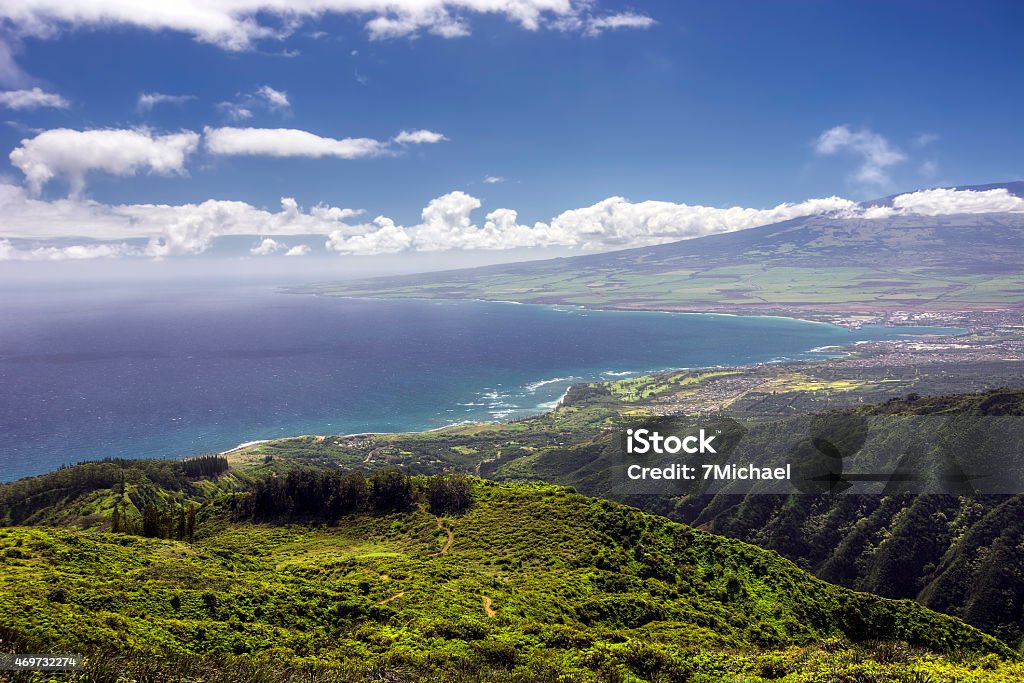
[427,474,474,514]
[370,468,416,512]
[142,503,161,538]
[185,505,197,543]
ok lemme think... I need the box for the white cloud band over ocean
[1,182,1022,261]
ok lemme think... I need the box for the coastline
[205,296,971,459]
[290,287,994,331]
[5,293,978,479]
[219,439,271,455]
[214,331,927,458]
[293,291,846,328]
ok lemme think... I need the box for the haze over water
[0,285,959,481]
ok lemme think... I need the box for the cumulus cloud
[0,2,655,49]
[0,183,364,258]
[250,237,285,255]
[815,125,906,186]
[135,196,364,258]
[863,188,1024,218]
[324,192,865,255]
[325,215,411,255]
[7,122,447,194]
[483,175,504,184]
[0,87,69,109]
[4,185,1022,261]
[9,127,200,194]
[532,196,863,249]
[137,92,194,112]
[250,237,310,256]
[393,129,447,145]
[204,126,388,159]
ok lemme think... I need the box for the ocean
[0,285,960,481]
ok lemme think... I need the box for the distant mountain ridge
[306,182,1024,314]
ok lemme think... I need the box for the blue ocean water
[0,286,960,481]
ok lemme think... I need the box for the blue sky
[0,0,1022,264]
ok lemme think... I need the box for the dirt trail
[482,595,495,617]
[377,591,406,605]
[429,516,454,557]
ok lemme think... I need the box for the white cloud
[0,183,364,258]
[913,133,939,148]
[583,12,657,37]
[868,188,1024,218]
[541,195,863,249]
[0,238,135,261]
[393,129,447,145]
[326,215,411,255]
[137,92,194,112]
[255,85,289,109]
[324,192,865,255]
[204,126,388,159]
[815,125,906,186]
[250,237,285,255]
[483,175,504,184]
[216,102,253,121]
[216,85,291,122]
[4,185,1022,261]
[0,87,69,109]
[9,127,200,194]
[4,241,131,260]
[0,2,654,49]
[250,236,311,256]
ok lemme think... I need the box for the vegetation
[0,455,234,528]
[500,388,1024,647]
[1,479,1020,682]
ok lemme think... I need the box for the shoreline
[218,329,957,458]
[219,440,271,455]
[292,292,851,329]
[289,289,994,331]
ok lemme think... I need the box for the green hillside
[489,388,1024,647]
[0,477,1019,682]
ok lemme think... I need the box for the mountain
[304,183,1024,314]
[0,473,1018,682]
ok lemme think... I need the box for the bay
[0,286,959,481]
